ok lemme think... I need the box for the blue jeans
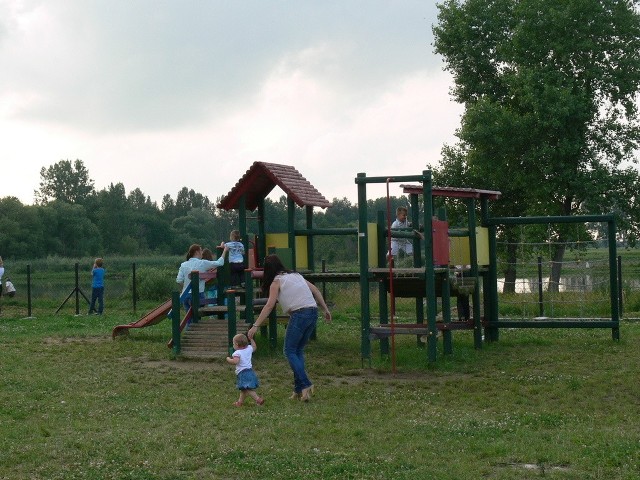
[89,287,104,314]
[284,307,317,393]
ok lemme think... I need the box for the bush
[132,266,176,301]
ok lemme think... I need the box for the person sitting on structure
[5,278,16,298]
[390,206,412,259]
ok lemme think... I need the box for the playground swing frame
[483,213,620,342]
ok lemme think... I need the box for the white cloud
[0,0,461,206]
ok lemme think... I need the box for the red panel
[432,219,449,266]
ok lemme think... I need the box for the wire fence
[0,262,144,319]
[0,259,369,321]
[0,256,634,321]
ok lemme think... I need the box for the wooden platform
[369,321,474,340]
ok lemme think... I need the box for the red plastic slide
[112,299,172,339]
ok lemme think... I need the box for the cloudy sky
[0,0,463,206]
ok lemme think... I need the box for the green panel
[275,247,293,270]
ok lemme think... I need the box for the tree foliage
[433,0,640,290]
[35,159,95,205]
[7,160,415,263]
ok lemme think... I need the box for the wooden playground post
[608,217,620,340]
[421,170,438,362]
[171,291,181,355]
[190,272,200,323]
[356,172,371,364]
[466,197,483,349]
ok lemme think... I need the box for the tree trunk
[503,242,518,294]
[548,243,566,293]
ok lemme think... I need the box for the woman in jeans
[248,255,331,402]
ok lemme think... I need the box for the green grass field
[1,310,638,479]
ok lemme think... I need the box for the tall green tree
[0,197,44,259]
[433,0,640,291]
[94,183,132,253]
[35,159,95,205]
[174,187,213,217]
[39,201,102,257]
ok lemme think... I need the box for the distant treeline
[0,188,410,263]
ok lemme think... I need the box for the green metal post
[227,290,237,355]
[422,170,437,362]
[287,196,296,271]
[410,192,421,267]
[27,264,33,318]
[357,173,371,363]
[132,262,137,314]
[487,223,499,341]
[257,199,266,267]
[442,273,452,354]
[608,219,620,340]
[466,198,482,349]
[239,194,248,270]
[244,269,254,326]
[74,262,80,315]
[171,291,181,355]
[306,206,314,271]
[191,272,200,323]
[377,210,389,356]
[413,192,424,347]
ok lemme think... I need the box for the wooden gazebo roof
[217,162,332,211]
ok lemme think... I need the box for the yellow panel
[265,233,288,248]
[367,223,378,267]
[264,233,308,270]
[476,227,489,265]
[449,227,490,266]
[295,236,308,270]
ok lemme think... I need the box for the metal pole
[132,262,137,315]
[617,255,623,317]
[608,219,619,340]
[321,259,326,300]
[75,263,80,315]
[356,172,371,364]
[538,256,544,317]
[27,264,33,317]
[171,291,181,355]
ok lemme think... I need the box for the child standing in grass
[226,333,264,407]
[88,258,105,315]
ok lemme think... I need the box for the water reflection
[497,276,626,294]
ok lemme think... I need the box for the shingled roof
[217,162,332,211]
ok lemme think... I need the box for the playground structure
[355,171,620,364]
[114,162,621,364]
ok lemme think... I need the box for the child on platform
[390,206,413,258]
[226,333,265,407]
[224,230,245,287]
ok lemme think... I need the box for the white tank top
[276,273,316,314]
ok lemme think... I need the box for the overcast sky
[0,0,463,206]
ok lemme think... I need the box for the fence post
[75,263,80,315]
[27,264,33,318]
[617,255,623,317]
[132,262,137,315]
[537,256,544,317]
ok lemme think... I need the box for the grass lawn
[1,311,639,479]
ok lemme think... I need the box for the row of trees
[3,0,640,284]
[432,0,640,291]
[0,159,410,262]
